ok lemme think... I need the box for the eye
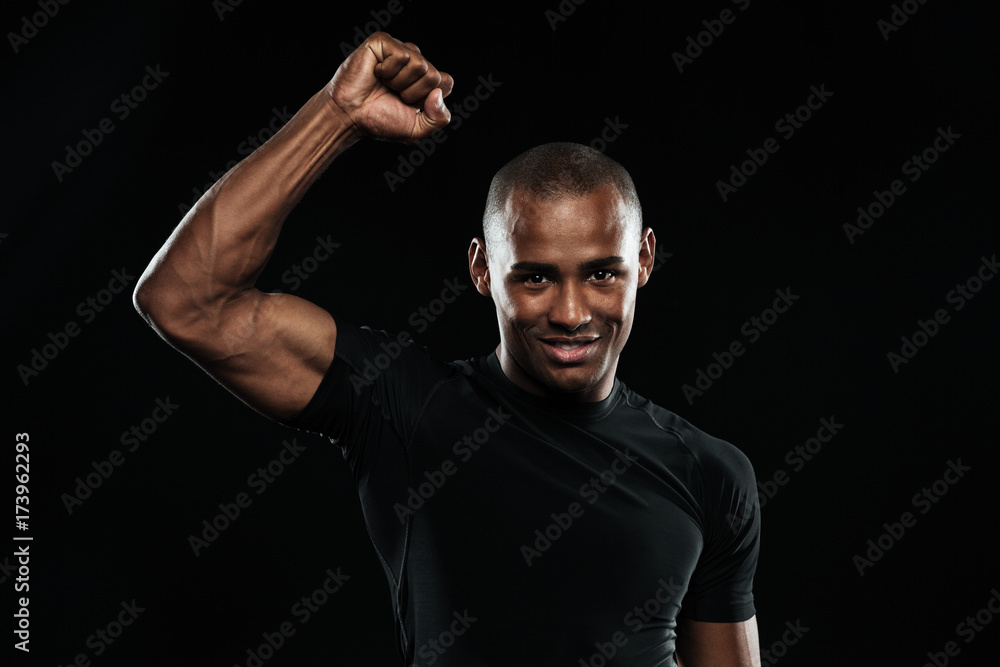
[525,274,552,286]
[589,269,618,282]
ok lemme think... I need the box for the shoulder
[619,385,755,487]
[334,322,465,380]
[282,321,474,435]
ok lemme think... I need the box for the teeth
[554,341,587,350]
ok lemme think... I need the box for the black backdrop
[4,0,999,665]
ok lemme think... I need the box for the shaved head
[482,142,642,254]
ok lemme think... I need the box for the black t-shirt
[281,321,760,666]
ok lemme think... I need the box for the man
[134,31,761,666]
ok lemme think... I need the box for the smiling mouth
[538,337,600,363]
[551,340,592,349]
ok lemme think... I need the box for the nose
[548,281,591,332]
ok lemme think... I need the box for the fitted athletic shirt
[281,321,760,666]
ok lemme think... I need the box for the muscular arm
[675,617,761,667]
[133,32,453,420]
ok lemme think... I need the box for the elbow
[132,265,165,325]
[131,266,190,341]
[132,276,152,320]
[131,267,228,356]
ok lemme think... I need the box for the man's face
[469,185,654,401]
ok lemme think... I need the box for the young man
[134,31,761,667]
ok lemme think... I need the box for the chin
[535,361,606,397]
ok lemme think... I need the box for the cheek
[494,288,533,338]
[621,291,638,319]
[491,283,515,318]
[599,286,635,321]
[498,287,539,319]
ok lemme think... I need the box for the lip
[537,337,600,364]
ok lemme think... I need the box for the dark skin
[469,186,651,403]
[134,31,759,667]
[133,32,453,419]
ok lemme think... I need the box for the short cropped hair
[481,142,642,254]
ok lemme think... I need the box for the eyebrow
[509,256,625,273]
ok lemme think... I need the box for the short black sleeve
[278,319,454,479]
[679,437,760,622]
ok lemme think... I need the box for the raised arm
[133,32,453,420]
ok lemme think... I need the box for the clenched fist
[325,32,454,144]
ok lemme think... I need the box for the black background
[3,0,999,665]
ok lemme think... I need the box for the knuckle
[440,73,455,95]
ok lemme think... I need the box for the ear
[468,237,492,297]
[637,227,656,288]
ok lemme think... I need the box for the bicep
[171,288,337,420]
[675,616,760,667]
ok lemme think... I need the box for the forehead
[496,186,633,262]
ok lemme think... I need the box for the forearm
[135,87,358,325]
[131,32,450,417]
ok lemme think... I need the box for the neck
[495,343,616,402]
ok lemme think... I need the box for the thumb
[415,88,451,135]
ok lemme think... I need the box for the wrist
[318,85,365,145]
